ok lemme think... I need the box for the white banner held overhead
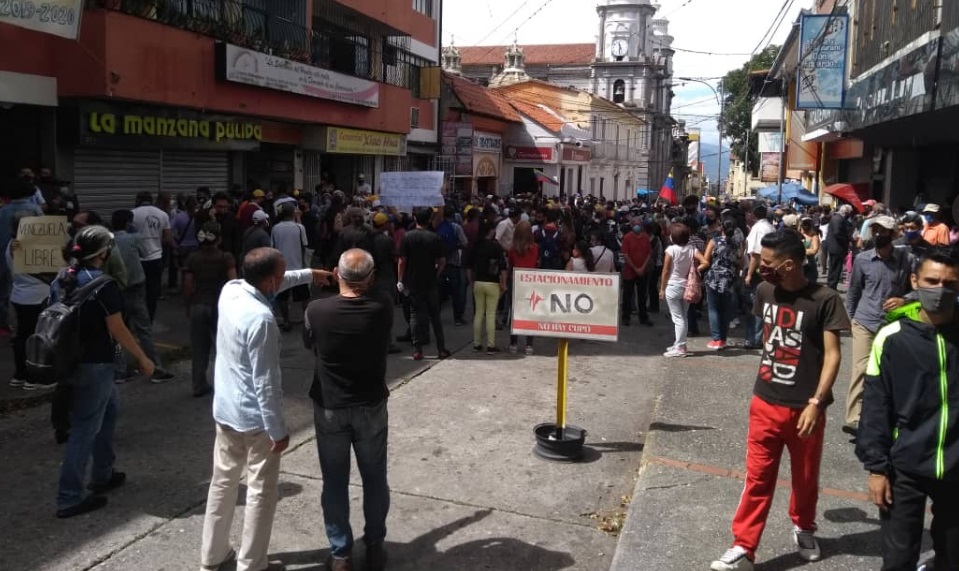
[0,0,83,39]
[378,171,445,210]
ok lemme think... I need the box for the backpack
[25,275,114,384]
[538,229,564,270]
[437,220,461,258]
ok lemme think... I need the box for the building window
[613,79,626,104]
[413,0,433,16]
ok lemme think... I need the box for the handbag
[683,248,702,303]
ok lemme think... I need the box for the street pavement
[0,289,664,571]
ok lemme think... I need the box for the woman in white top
[588,231,617,273]
[658,222,708,357]
[6,219,55,389]
[567,240,596,272]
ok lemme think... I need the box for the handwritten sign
[511,269,620,342]
[378,171,446,211]
[13,216,67,274]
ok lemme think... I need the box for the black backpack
[26,275,114,384]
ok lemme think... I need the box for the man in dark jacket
[857,248,959,571]
[823,204,852,290]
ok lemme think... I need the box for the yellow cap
[252,189,265,198]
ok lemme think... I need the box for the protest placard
[13,216,68,274]
[378,171,445,211]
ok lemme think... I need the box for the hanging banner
[0,0,83,39]
[757,131,783,154]
[760,153,781,183]
[379,171,445,210]
[797,14,849,109]
[12,216,68,274]
[511,269,620,342]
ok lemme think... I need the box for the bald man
[304,248,393,571]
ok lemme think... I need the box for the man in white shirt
[270,201,309,331]
[743,204,776,348]
[495,209,521,252]
[131,192,172,322]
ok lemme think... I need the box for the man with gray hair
[303,248,393,571]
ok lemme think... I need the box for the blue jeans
[57,363,118,509]
[744,283,762,347]
[314,400,390,558]
[706,286,736,342]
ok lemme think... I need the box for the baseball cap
[870,215,897,230]
[372,212,389,227]
[781,213,800,228]
[252,189,265,198]
[923,203,940,213]
[252,210,270,224]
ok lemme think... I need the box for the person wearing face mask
[856,249,959,571]
[894,212,933,267]
[621,217,653,327]
[843,216,912,436]
[199,247,333,571]
[710,230,849,571]
[921,203,951,246]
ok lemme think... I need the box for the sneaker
[56,494,108,519]
[509,344,518,353]
[438,349,452,360]
[200,547,237,571]
[663,346,688,358]
[707,340,726,351]
[486,346,501,355]
[729,318,740,329]
[412,351,424,361]
[114,373,137,384]
[525,345,534,356]
[88,470,126,494]
[472,345,482,353]
[23,381,57,391]
[150,369,175,384]
[794,528,821,561]
[710,546,754,571]
[8,378,26,388]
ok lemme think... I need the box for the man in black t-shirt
[304,248,392,571]
[397,208,449,361]
[711,230,849,571]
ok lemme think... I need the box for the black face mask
[874,235,893,249]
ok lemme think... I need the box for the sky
[443,0,806,146]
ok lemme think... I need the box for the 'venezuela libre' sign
[511,269,620,342]
[13,216,68,274]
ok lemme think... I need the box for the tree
[719,45,780,176]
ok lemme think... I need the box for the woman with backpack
[659,222,708,358]
[702,218,743,351]
[50,225,154,518]
[508,220,538,355]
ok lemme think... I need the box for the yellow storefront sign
[87,112,262,143]
[326,127,406,156]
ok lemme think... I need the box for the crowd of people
[1,168,958,571]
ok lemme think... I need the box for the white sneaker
[794,528,821,561]
[710,546,754,571]
[663,346,688,358]
[23,381,57,391]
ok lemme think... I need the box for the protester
[894,211,933,267]
[131,192,172,322]
[589,230,616,273]
[397,208,450,361]
[659,222,708,358]
[646,220,664,314]
[921,203,951,246]
[467,220,508,354]
[842,215,910,435]
[799,217,821,284]
[237,189,265,233]
[53,225,155,518]
[508,220,539,353]
[621,217,653,327]
[6,212,53,390]
[823,204,853,290]
[182,221,237,397]
[437,205,468,326]
[199,248,332,571]
[171,196,200,283]
[703,218,743,350]
[710,230,849,571]
[303,249,392,571]
[743,205,776,348]
[271,202,310,332]
[368,212,401,354]
[567,240,597,272]
[0,177,45,337]
[856,248,959,571]
[241,210,272,266]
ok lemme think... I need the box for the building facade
[0,0,442,211]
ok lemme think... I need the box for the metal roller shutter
[73,148,161,216]
[160,150,230,198]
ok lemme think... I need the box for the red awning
[823,183,870,212]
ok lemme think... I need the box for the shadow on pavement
[273,509,577,571]
[648,421,716,432]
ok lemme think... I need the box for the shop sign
[217,43,379,108]
[0,0,82,40]
[326,127,406,156]
[474,153,499,178]
[79,104,262,150]
[473,132,502,152]
[797,14,849,109]
[441,122,473,176]
[760,153,781,183]
[511,269,620,342]
[561,146,591,162]
[506,145,554,162]
[845,36,939,130]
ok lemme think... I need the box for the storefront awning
[802,128,843,143]
[823,182,869,212]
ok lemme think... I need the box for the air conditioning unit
[410,107,420,129]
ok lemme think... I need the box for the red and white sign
[561,146,592,162]
[506,145,554,162]
[511,269,620,342]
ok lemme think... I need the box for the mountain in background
[697,142,731,186]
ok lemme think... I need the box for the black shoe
[472,345,482,352]
[841,423,859,437]
[454,318,467,327]
[486,346,501,355]
[365,542,387,571]
[193,385,213,398]
[396,333,412,343]
[56,494,108,518]
[88,470,126,494]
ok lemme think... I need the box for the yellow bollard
[556,339,569,438]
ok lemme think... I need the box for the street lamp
[676,77,724,198]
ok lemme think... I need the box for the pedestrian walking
[743,205,776,349]
[823,204,853,290]
[303,249,393,571]
[659,222,707,358]
[703,217,743,350]
[799,217,821,284]
[199,247,332,571]
[397,207,450,361]
[710,230,849,571]
[856,248,959,571]
[131,192,172,322]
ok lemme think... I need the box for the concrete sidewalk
[609,331,934,571]
[0,288,669,571]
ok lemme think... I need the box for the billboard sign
[760,153,781,183]
[511,269,620,342]
[797,14,849,109]
[0,0,82,39]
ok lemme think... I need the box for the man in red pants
[711,230,850,571]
